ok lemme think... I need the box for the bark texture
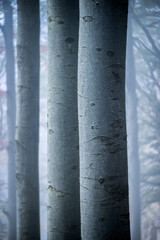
[126,11,141,240]
[16,0,40,239]
[3,0,16,239]
[78,1,130,239]
[47,1,80,239]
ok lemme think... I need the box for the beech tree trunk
[16,0,40,239]
[78,1,130,239]
[3,0,16,239]
[47,1,80,239]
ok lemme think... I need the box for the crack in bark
[80,184,89,190]
[48,185,72,196]
[15,139,30,151]
[105,63,124,69]
[78,93,89,100]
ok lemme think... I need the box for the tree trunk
[47,1,80,239]
[126,10,141,240]
[16,0,40,239]
[78,1,130,239]
[3,0,16,239]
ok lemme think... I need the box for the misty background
[0,0,160,239]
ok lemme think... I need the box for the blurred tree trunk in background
[78,1,130,239]
[16,0,40,239]
[47,0,80,239]
[131,1,160,238]
[1,0,16,239]
[126,8,141,240]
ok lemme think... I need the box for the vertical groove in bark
[126,11,141,240]
[78,1,130,239]
[47,1,80,239]
[3,0,16,239]
[16,0,40,239]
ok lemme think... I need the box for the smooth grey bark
[78,1,130,239]
[47,1,80,240]
[16,0,40,239]
[126,11,141,240]
[2,0,16,239]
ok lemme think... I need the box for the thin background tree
[0,0,16,239]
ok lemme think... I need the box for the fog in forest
[0,0,160,239]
